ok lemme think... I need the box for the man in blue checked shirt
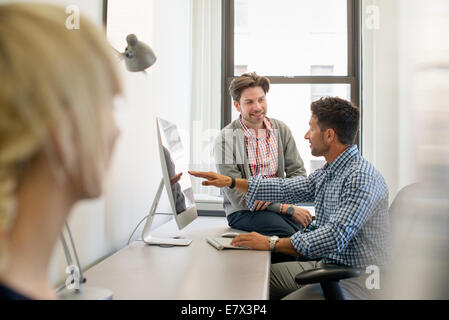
[190,97,392,300]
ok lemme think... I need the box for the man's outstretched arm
[188,171,249,194]
[189,170,315,210]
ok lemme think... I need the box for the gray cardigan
[214,117,307,216]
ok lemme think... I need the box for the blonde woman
[0,3,122,299]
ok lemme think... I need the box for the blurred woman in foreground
[0,3,122,299]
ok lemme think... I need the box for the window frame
[221,0,362,148]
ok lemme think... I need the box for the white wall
[362,0,448,200]
[59,0,192,287]
[362,0,415,201]
[0,0,192,285]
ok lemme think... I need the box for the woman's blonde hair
[0,3,122,271]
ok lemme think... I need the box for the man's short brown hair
[229,72,270,102]
[311,97,360,145]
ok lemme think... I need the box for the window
[310,65,335,102]
[235,64,248,76]
[234,0,249,30]
[222,0,360,174]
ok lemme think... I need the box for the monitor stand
[141,178,192,246]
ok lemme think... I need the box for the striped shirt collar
[239,115,274,139]
[323,145,359,175]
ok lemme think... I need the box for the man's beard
[243,112,265,126]
[310,135,329,157]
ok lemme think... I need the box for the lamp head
[126,34,138,46]
[123,34,157,72]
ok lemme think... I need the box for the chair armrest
[297,257,321,262]
[295,266,361,285]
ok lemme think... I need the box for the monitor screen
[157,118,197,229]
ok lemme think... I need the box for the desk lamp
[113,34,157,72]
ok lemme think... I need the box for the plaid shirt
[246,145,392,268]
[239,116,278,178]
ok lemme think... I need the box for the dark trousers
[227,210,303,238]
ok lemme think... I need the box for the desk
[84,217,271,300]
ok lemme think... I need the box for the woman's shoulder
[0,283,32,300]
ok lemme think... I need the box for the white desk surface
[84,216,270,300]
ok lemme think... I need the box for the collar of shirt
[323,145,359,178]
[239,115,274,140]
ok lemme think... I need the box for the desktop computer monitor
[141,118,198,246]
[157,117,197,229]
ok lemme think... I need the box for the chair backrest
[388,183,420,217]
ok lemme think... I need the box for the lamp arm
[58,223,113,299]
[111,45,124,61]
[64,222,85,283]
[60,233,73,268]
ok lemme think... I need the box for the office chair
[294,258,361,300]
[294,184,416,300]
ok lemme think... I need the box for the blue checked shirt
[246,145,392,268]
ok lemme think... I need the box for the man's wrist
[272,237,300,256]
[228,176,236,189]
[269,235,279,251]
[274,239,280,252]
[286,205,295,217]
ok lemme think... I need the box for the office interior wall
[362,0,422,201]
[66,0,191,287]
[362,0,400,201]
[99,0,192,257]
[381,0,449,299]
[0,0,192,285]
[362,0,448,201]
[63,0,192,286]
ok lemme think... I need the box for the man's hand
[291,206,314,228]
[169,172,182,185]
[189,171,249,194]
[188,171,232,188]
[230,232,270,251]
[254,200,271,211]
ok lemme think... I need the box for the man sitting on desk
[215,72,312,237]
[191,97,392,300]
